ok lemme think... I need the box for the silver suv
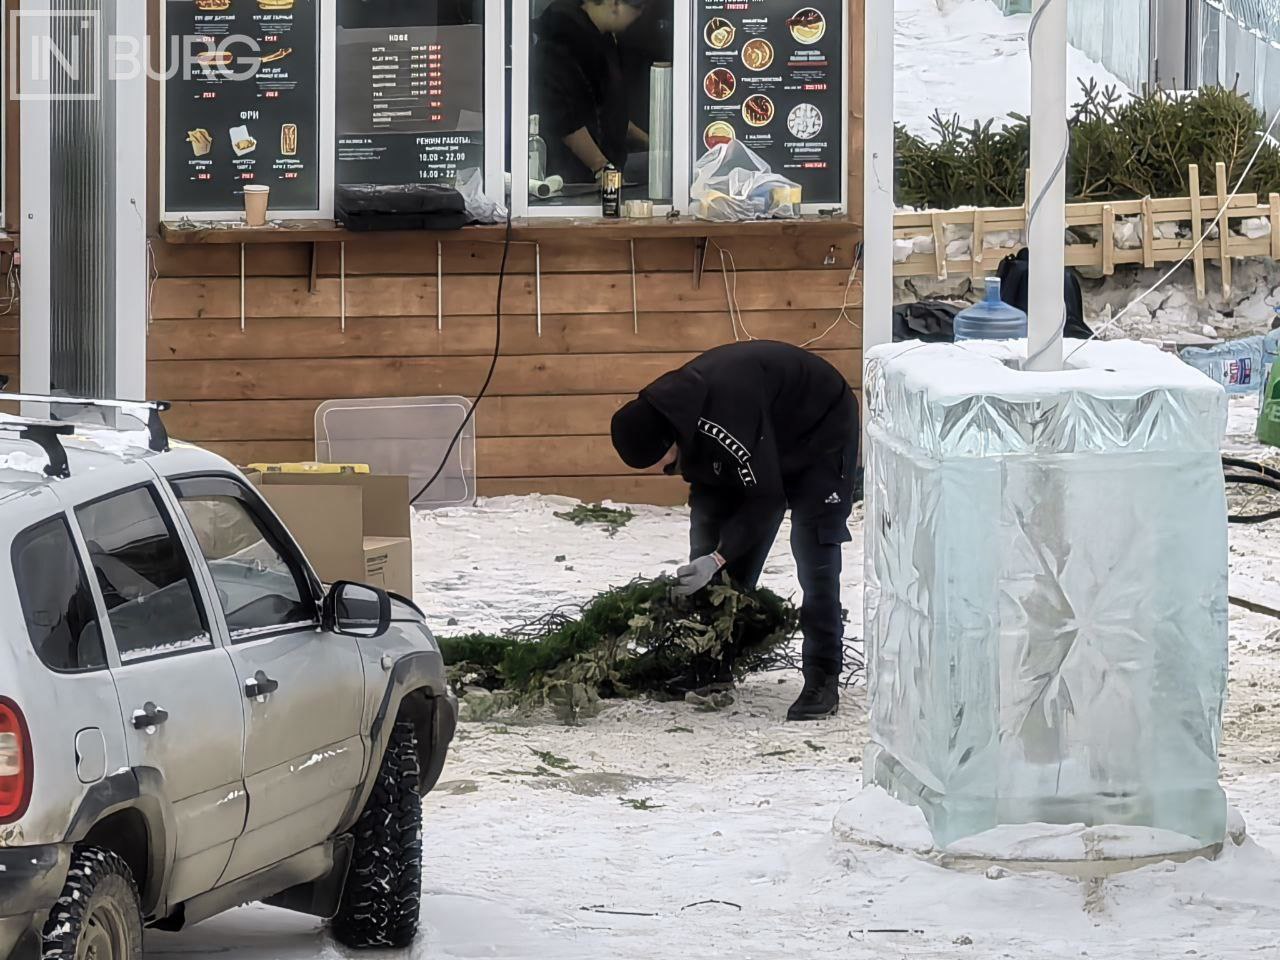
[0,397,456,960]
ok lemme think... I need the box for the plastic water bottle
[1180,327,1280,396]
[954,278,1029,342]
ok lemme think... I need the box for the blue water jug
[954,278,1029,342]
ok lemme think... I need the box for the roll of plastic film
[649,62,674,202]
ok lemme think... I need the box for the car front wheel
[331,718,423,949]
[42,847,143,960]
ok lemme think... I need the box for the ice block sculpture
[863,339,1229,848]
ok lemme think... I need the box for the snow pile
[895,0,1130,138]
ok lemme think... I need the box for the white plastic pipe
[862,0,895,358]
[1025,0,1068,372]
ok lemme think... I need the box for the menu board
[695,0,844,204]
[336,1,485,187]
[164,0,321,215]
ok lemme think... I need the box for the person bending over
[611,340,859,721]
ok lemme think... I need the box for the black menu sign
[336,1,485,187]
[164,0,321,215]
[695,0,844,204]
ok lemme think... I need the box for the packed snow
[151,398,1280,959]
[895,0,1130,138]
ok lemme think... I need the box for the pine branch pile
[440,578,800,722]
[553,503,636,537]
[896,82,1280,211]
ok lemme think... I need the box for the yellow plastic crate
[247,462,371,476]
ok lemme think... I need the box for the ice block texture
[863,340,1230,848]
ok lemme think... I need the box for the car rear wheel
[331,718,423,949]
[42,847,143,960]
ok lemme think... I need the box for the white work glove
[674,553,725,598]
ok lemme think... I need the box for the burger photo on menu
[704,68,736,102]
[742,94,774,127]
[741,38,774,72]
[705,17,734,49]
[788,8,826,44]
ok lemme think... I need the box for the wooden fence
[893,163,1280,299]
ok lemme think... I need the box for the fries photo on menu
[280,123,299,157]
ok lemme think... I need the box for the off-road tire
[42,847,143,960]
[331,719,423,949]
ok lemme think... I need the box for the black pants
[689,439,856,677]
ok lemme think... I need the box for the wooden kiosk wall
[145,0,864,505]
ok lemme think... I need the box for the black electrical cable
[1223,456,1280,524]
[1223,455,1280,482]
[412,208,513,505]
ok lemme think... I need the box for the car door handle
[244,671,280,699]
[132,702,169,730]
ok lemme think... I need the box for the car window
[75,486,213,664]
[12,517,107,672]
[177,491,315,640]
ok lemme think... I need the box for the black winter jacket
[641,341,857,561]
[532,0,630,184]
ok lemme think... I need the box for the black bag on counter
[893,301,963,343]
[335,183,467,232]
[996,248,1093,339]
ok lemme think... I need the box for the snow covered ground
[149,397,1280,960]
[895,0,1129,138]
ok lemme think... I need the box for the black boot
[786,667,840,722]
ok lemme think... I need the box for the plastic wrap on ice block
[863,339,1229,848]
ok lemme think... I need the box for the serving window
[512,0,691,217]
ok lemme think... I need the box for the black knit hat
[611,397,675,469]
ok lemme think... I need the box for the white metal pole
[1025,0,1068,371]
[861,0,895,359]
[19,3,53,408]
[114,0,149,400]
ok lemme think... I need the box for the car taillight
[0,698,32,824]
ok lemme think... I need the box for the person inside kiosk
[530,0,670,195]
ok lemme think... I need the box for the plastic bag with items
[690,140,801,222]
[458,167,508,224]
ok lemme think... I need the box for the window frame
[167,472,324,645]
[70,481,219,668]
[511,0,694,219]
[10,513,108,675]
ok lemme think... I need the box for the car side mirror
[323,581,392,639]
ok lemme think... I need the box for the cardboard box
[244,470,414,597]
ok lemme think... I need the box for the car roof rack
[0,417,74,479]
[0,390,172,454]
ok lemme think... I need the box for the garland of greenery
[896,82,1280,211]
[440,578,801,721]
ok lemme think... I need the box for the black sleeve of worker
[698,412,785,563]
[533,47,595,140]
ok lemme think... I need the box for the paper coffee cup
[244,185,270,227]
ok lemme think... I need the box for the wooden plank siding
[149,253,864,502]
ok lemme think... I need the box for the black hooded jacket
[640,341,858,561]
[532,0,630,184]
